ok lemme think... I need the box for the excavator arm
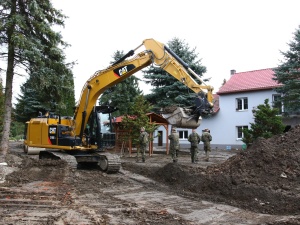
[74,38,214,137]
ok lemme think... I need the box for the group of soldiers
[138,127,212,163]
[169,128,212,163]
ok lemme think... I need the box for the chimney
[230,69,236,75]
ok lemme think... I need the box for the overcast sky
[9,0,300,103]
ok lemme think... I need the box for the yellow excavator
[23,38,214,173]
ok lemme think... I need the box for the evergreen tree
[0,0,72,155]
[121,95,157,147]
[273,25,300,113]
[242,99,285,146]
[14,57,75,123]
[143,37,206,112]
[99,50,142,117]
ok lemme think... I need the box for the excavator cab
[83,105,117,150]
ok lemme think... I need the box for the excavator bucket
[162,107,202,129]
[161,95,213,129]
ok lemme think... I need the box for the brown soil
[1,125,300,224]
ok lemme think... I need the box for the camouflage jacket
[188,132,201,147]
[168,132,180,150]
[139,131,149,146]
[201,132,212,144]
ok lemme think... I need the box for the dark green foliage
[10,110,24,140]
[242,99,285,146]
[0,0,74,152]
[0,0,68,68]
[121,95,157,146]
[98,50,142,117]
[15,71,75,123]
[273,25,300,113]
[7,0,76,123]
[143,37,206,112]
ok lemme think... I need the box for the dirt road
[1,135,300,224]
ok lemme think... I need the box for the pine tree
[14,58,75,123]
[99,50,142,117]
[242,99,285,146]
[273,25,300,113]
[143,37,206,112]
[0,0,72,155]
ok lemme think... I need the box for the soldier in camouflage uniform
[201,128,212,162]
[138,127,149,162]
[168,128,180,162]
[188,129,201,163]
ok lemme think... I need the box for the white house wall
[200,89,277,149]
[153,89,278,149]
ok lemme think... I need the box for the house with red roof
[197,68,283,149]
[154,68,291,150]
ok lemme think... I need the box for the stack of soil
[154,124,300,215]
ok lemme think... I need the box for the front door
[158,131,163,146]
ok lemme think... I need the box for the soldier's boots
[205,151,210,162]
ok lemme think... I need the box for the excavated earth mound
[124,124,300,216]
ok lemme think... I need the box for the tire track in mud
[0,185,65,224]
[103,169,296,225]
[0,181,106,225]
[0,167,295,225]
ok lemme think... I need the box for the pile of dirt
[125,125,300,215]
[4,156,68,187]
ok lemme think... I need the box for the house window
[237,126,248,139]
[178,130,188,140]
[236,98,248,111]
[272,94,282,114]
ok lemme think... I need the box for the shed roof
[113,112,169,124]
[217,68,281,95]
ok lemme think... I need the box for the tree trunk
[0,1,16,158]
[0,45,14,157]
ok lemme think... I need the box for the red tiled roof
[113,113,168,124]
[113,115,135,123]
[217,68,281,95]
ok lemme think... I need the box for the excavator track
[39,150,121,173]
[96,152,121,173]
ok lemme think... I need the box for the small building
[153,68,288,150]
[113,112,170,155]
